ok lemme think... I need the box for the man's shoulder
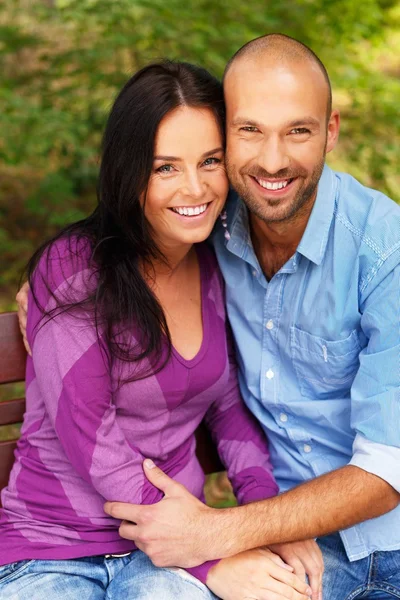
[334,170,400,261]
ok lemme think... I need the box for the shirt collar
[225,164,338,266]
[296,164,338,265]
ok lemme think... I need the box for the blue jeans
[319,534,400,599]
[0,550,219,600]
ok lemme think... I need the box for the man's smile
[250,175,297,197]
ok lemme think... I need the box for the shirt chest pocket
[290,326,361,399]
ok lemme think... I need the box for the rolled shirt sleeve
[349,258,400,491]
[350,434,400,492]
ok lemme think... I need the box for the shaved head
[223,33,340,226]
[224,33,332,118]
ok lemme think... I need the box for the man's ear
[326,110,340,154]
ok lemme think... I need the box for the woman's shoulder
[33,234,96,297]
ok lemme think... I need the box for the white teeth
[171,203,208,216]
[256,178,289,190]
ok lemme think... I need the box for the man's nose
[257,136,290,175]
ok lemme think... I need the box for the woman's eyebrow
[154,147,224,162]
[154,154,182,161]
[201,147,224,158]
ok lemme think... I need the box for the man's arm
[105,461,399,567]
[105,258,400,566]
[220,464,399,556]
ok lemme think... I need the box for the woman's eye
[156,164,174,173]
[202,157,222,167]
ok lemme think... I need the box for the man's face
[224,60,339,224]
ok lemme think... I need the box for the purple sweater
[0,239,278,583]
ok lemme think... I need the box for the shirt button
[266,369,274,379]
[252,269,257,277]
[303,444,312,453]
[266,320,274,330]
[279,413,288,423]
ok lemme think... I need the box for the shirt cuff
[239,483,279,505]
[350,433,400,492]
[186,559,220,584]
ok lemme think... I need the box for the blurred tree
[0,0,399,294]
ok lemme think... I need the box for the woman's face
[144,106,228,251]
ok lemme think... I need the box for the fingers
[289,557,306,582]
[104,501,143,523]
[269,562,312,598]
[259,576,311,600]
[298,541,324,600]
[118,519,139,542]
[16,282,29,313]
[268,540,324,600]
[308,569,323,600]
[16,283,32,356]
[21,330,32,356]
[261,548,294,571]
[142,458,184,496]
[306,553,324,600]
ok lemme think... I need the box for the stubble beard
[226,155,326,225]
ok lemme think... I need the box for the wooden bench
[0,311,223,505]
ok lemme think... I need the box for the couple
[1,33,399,600]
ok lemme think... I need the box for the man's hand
[104,459,223,567]
[268,541,324,600]
[16,281,31,355]
[207,549,313,600]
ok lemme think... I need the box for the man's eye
[290,128,311,135]
[240,126,259,132]
[156,164,174,173]
[202,157,222,167]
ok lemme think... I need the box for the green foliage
[1,0,399,299]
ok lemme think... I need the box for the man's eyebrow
[230,117,321,129]
[230,118,263,129]
[154,147,224,162]
[287,117,320,128]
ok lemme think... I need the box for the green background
[1,0,400,307]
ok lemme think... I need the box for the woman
[0,61,312,600]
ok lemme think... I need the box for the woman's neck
[143,241,196,283]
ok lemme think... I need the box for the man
[106,34,400,598]
[24,33,400,599]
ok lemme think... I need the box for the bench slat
[0,440,18,501]
[0,398,25,426]
[0,312,27,384]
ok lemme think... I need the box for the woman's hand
[207,548,312,600]
[16,281,31,355]
[268,541,324,600]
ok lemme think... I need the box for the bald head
[224,33,332,118]
[222,33,340,226]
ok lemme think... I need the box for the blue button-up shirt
[212,165,400,561]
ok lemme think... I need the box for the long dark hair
[27,60,225,379]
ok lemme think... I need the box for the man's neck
[249,201,314,281]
